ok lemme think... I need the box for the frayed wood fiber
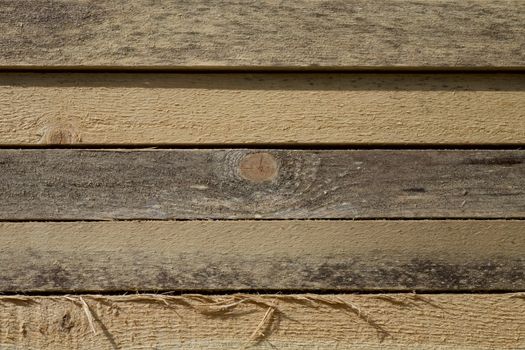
[0,294,524,349]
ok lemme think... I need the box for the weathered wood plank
[0,0,524,68]
[1,73,524,145]
[0,149,524,220]
[1,294,524,349]
[0,221,523,292]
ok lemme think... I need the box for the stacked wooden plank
[0,1,524,349]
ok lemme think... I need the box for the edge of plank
[2,66,525,71]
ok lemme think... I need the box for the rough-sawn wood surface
[0,149,523,220]
[0,220,523,292]
[0,294,523,349]
[1,0,524,67]
[1,73,523,145]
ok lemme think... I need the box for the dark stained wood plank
[0,149,524,220]
[0,0,524,68]
[1,221,523,292]
[1,73,524,145]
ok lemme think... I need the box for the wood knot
[41,123,81,144]
[59,312,74,332]
[239,152,278,183]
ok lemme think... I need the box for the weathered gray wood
[1,221,524,292]
[0,149,524,220]
[0,0,524,68]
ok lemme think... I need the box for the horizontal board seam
[1,218,525,223]
[2,67,525,73]
[0,145,524,150]
[0,291,523,296]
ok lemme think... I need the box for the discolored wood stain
[2,252,522,292]
[0,220,523,292]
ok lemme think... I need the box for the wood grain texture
[0,149,524,220]
[1,220,523,292]
[0,0,524,68]
[0,294,524,349]
[1,73,524,145]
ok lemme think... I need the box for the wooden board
[0,1,524,69]
[1,73,524,145]
[1,220,523,292]
[0,294,524,349]
[0,149,524,220]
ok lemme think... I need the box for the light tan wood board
[0,0,524,68]
[1,73,524,145]
[1,220,523,291]
[0,294,524,349]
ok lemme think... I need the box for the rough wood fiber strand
[0,294,523,349]
[0,149,524,220]
[0,221,523,292]
[0,0,524,67]
[0,73,524,145]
